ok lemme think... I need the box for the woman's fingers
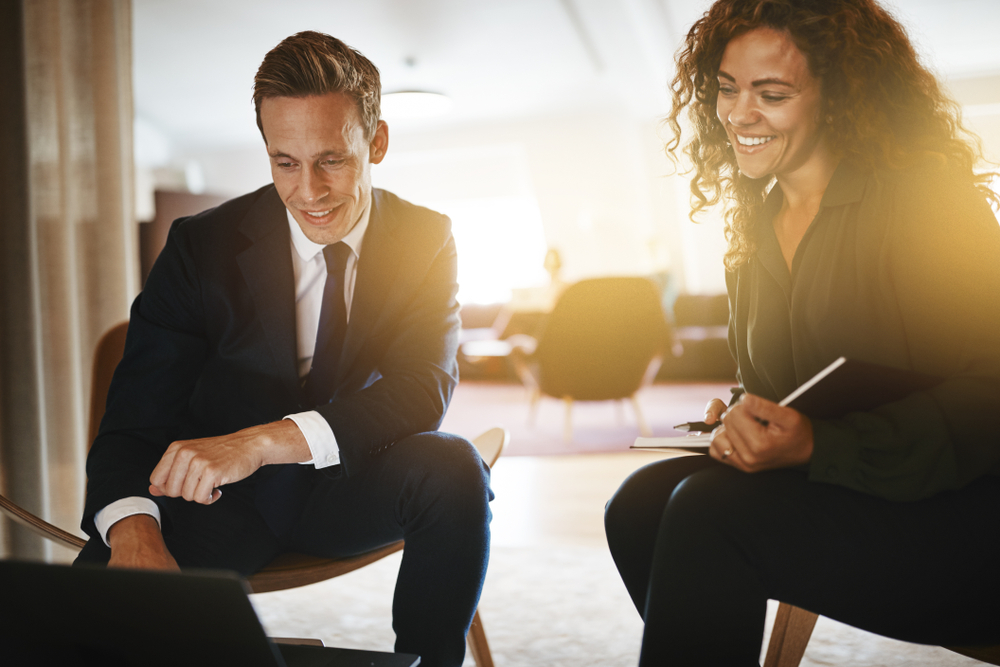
[704,398,728,424]
[710,425,742,468]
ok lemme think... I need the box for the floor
[489,450,678,550]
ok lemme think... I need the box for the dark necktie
[257,242,351,536]
[303,241,352,406]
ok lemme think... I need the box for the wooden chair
[0,321,505,667]
[510,276,672,442]
[764,601,1000,666]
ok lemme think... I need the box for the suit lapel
[236,187,301,397]
[337,190,403,386]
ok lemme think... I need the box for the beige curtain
[0,0,137,561]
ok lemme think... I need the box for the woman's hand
[709,393,814,471]
[703,398,729,425]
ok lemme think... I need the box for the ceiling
[133,0,1000,158]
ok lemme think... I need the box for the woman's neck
[772,149,840,272]
[775,148,840,213]
[775,140,840,211]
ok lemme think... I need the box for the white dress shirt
[94,200,371,546]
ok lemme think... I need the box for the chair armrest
[944,645,1000,665]
[0,492,87,551]
[270,637,325,647]
[472,428,509,468]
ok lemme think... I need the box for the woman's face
[716,27,830,181]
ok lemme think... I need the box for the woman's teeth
[737,135,774,146]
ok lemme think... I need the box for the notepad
[632,357,941,451]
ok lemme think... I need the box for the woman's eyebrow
[717,70,795,88]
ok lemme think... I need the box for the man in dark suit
[76,32,492,667]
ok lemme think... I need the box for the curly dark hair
[667,0,995,269]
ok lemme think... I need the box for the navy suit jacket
[82,185,460,539]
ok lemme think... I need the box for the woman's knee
[662,466,807,548]
[605,456,717,553]
[604,466,653,548]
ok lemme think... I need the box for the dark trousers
[604,455,1000,666]
[77,431,493,667]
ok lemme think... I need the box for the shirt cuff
[94,498,162,547]
[283,411,341,469]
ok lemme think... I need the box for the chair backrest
[88,321,129,446]
[534,276,670,401]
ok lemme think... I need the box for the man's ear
[369,120,389,165]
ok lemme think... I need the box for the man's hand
[709,393,814,471]
[107,514,179,571]
[149,419,310,505]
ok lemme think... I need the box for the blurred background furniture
[459,290,736,385]
[764,602,1000,667]
[0,321,507,667]
[139,190,227,285]
[507,276,673,442]
[656,293,736,382]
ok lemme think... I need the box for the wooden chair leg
[466,608,494,667]
[563,396,573,442]
[630,394,651,436]
[763,602,819,667]
[527,387,540,426]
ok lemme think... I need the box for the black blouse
[726,160,1000,500]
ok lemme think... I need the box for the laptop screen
[1,559,286,666]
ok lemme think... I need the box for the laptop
[0,559,419,667]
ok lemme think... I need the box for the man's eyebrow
[267,149,348,160]
[717,70,795,88]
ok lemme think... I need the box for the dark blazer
[726,161,1000,501]
[82,185,460,538]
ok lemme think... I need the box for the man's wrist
[255,419,312,466]
[107,513,162,550]
[95,498,161,546]
[105,513,179,571]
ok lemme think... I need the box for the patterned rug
[251,546,981,667]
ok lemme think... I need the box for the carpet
[251,545,982,666]
[439,381,732,457]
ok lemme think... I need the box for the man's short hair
[253,31,381,142]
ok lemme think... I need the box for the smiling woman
[666,0,996,271]
[716,26,838,270]
[603,0,1000,665]
[715,28,830,184]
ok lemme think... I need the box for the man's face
[261,92,388,245]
